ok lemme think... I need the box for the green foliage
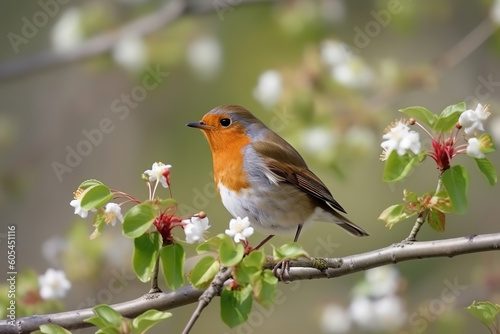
[253,269,278,308]
[187,256,220,289]
[399,102,465,132]
[467,301,500,331]
[84,305,171,334]
[220,285,253,328]
[32,324,72,334]
[381,102,496,235]
[441,165,469,214]
[160,243,185,290]
[382,149,426,182]
[80,184,114,211]
[273,242,309,262]
[122,203,157,239]
[219,234,245,267]
[400,106,437,128]
[133,232,161,282]
[132,309,172,334]
[433,102,466,132]
[475,158,498,186]
[378,203,417,228]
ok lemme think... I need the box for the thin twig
[4,232,500,334]
[149,256,161,293]
[181,266,231,334]
[433,18,498,72]
[406,212,426,241]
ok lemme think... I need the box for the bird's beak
[186,121,212,130]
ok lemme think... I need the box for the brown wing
[252,140,346,213]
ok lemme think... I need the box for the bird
[187,104,369,278]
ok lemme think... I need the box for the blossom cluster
[381,103,493,168]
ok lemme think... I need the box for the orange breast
[202,124,251,193]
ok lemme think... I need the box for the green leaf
[90,209,106,240]
[79,179,105,190]
[80,185,114,210]
[475,158,497,186]
[441,165,469,214]
[233,251,265,285]
[400,106,437,128]
[383,150,426,182]
[187,256,220,289]
[132,309,171,334]
[122,203,157,239]
[159,198,177,211]
[467,301,500,327]
[378,203,417,228]
[427,209,446,232]
[85,305,122,328]
[196,236,222,254]
[160,243,185,290]
[220,285,253,328]
[133,232,161,282]
[34,324,72,334]
[253,269,278,308]
[219,234,245,267]
[434,102,466,132]
[273,242,309,262]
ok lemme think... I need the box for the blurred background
[1,0,500,333]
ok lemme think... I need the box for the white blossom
[320,303,351,333]
[186,36,222,80]
[320,40,350,67]
[466,137,485,159]
[104,203,124,226]
[381,121,421,157]
[365,266,400,298]
[184,217,210,244]
[112,34,147,72]
[459,104,490,136]
[38,269,71,300]
[70,198,88,218]
[51,8,83,52]
[332,56,374,89]
[225,216,254,243]
[253,70,283,109]
[144,162,171,188]
[301,127,338,155]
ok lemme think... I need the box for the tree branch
[0,0,276,83]
[181,266,231,334]
[3,232,500,333]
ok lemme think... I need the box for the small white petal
[380,121,421,156]
[253,70,283,109]
[184,216,210,244]
[466,137,485,159]
[321,304,351,333]
[113,35,147,71]
[51,8,83,52]
[226,217,253,243]
[186,36,222,80]
[104,203,123,226]
[38,269,71,300]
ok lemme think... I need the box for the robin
[187,104,369,277]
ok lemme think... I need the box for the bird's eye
[220,118,231,127]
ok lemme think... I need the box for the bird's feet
[273,260,291,282]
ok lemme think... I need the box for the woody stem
[406,212,426,242]
[149,256,161,293]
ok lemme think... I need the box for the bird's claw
[273,260,292,282]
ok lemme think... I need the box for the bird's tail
[330,210,370,237]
